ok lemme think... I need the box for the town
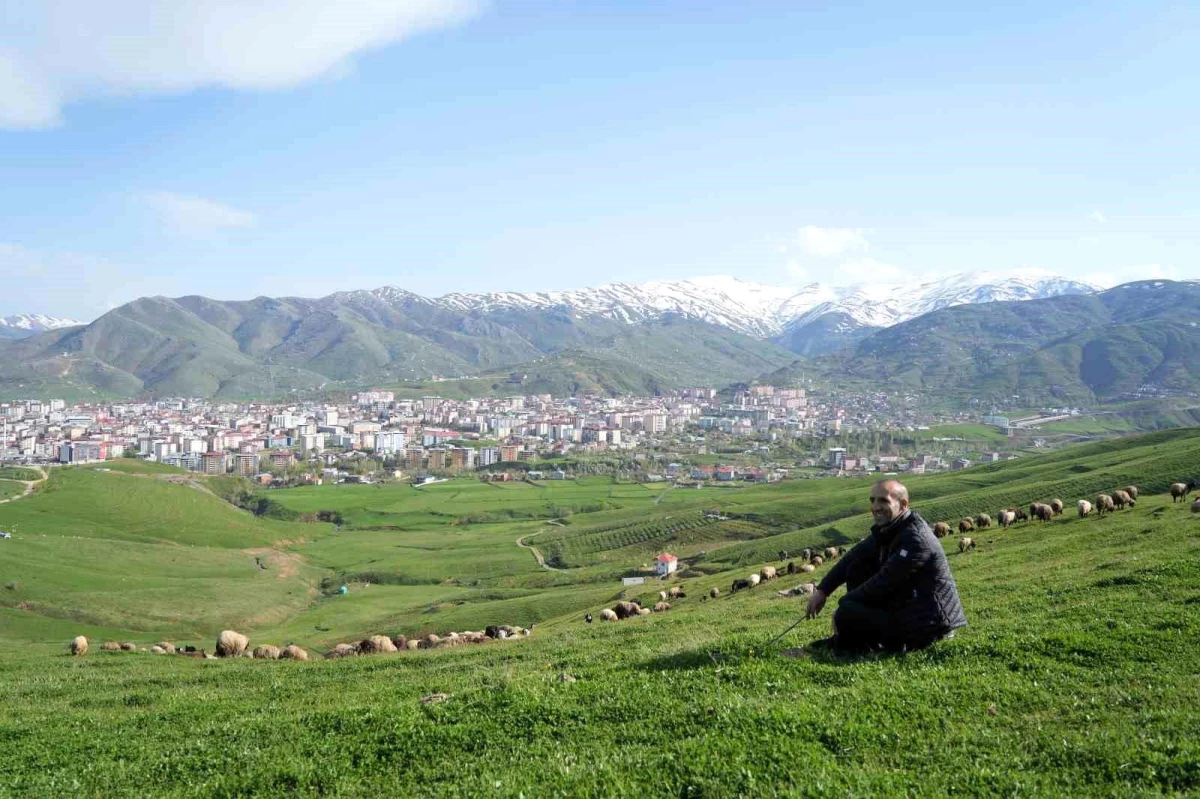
[0,384,1044,485]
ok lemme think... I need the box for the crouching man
[801,479,967,655]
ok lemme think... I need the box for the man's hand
[806,588,827,619]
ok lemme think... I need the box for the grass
[2,432,1200,794]
[0,467,42,481]
[0,479,25,501]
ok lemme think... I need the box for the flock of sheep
[68,624,534,660]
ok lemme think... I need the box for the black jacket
[818,510,967,635]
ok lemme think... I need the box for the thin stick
[764,616,807,649]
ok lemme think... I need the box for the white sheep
[70,636,88,657]
[215,630,249,658]
[1077,499,1092,517]
[599,608,618,622]
[748,573,761,588]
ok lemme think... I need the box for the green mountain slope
[771,280,1200,404]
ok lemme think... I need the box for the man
[801,479,967,654]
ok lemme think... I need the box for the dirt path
[0,465,47,505]
[654,483,677,506]
[516,530,565,572]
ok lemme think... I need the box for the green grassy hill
[1,433,1199,794]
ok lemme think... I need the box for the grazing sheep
[1077,499,1093,517]
[1112,490,1135,510]
[638,607,652,616]
[932,522,950,538]
[998,510,1016,528]
[70,636,88,657]
[801,548,813,562]
[406,639,421,650]
[958,537,976,553]
[823,546,841,560]
[1169,483,1190,502]
[1096,494,1115,515]
[959,518,975,534]
[974,514,992,529]
[424,633,443,647]
[149,645,167,655]
[668,586,683,599]
[1049,499,1064,516]
[658,590,669,602]
[1192,498,1200,514]
[600,608,618,622]
[119,642,135,652]
[281,645,309,661]
[1030,503,1053,522]
[1124,485,1139,501]
[800,563,816,573]
[216,630,249,658]
[779,550,789,561]
[157,641,175,655]
[614,601,641,619]
[392,635,407,650]
[326,643,358,659]
[810,556,824,567]
[253,645,281,660]
[777,582,817,598]
[731,578,751,592]
[747,574,761,588]
[652,602,671,612]
[786,561,797,575]
[100,641,121,652]
[709,587,720,599]
[760,566,777,581]
[1012,507,1029,522]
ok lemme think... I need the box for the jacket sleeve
[817,537,873,595]
[844,527,932,605]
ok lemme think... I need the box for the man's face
[870,485,906,526]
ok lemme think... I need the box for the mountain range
[0,314,81,340]
[2,271,1193,403]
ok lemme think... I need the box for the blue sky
[2,1,1198,320]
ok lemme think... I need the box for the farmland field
[1,429,1200,795]
[0,479,24,501]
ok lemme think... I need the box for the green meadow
[1,429,1199,795]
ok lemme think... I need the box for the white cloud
[795,226,870,258]
[1082,263,1182,288]
[0,1,485,129]
[141,191,256,237]
[1090,210,1107,223]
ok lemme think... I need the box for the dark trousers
[834,563,944,653]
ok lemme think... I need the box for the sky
[2,0,1198,321]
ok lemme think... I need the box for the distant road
[0,465,47,505]
[516,530,565,572]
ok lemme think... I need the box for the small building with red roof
[654,552,679,576]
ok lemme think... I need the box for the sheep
[1192,498,1200,514]
[778,550,789,561]
[614,601,641,619]
[653,602,671,612]
[747,573,761,588]
[424,633,443,647]
[1077,499,1093,518]
[760,566,777,581]
[253,645,281,660]
[810,556,824,567]
[100,641,121,652]
[1169,483,1190,502]
[974,514,992,529]
[668,586,683,599]
[801,548,813,562]
[1124,485,1139,501]
[600,608,618,622]
[326,643,358,659]
[1112,490,1134,510]
[998,510,1016,528]
[638,607,652,616]
[281,645,309,661]
[658,590,669,602]
[709,587,720,599]
[392,635,408,650]
[406,639,421,650]
[157,641,175,654]
[959,518,975,534]
[958,537,976,553]
[823,547,841,560]
[150,645,167,655]
[777,582,817,598]
[731,578,751,592]
[119,642,136,652]
[70,636,88,656]
[1049,499,1064,516]
[1031,503,1053,522]
[215,630,249,658]
[932,522,950,538]
[1096,494,1115,515]
[1012,507,1029,522]
[786,561,797,575]
[800,563,816,573]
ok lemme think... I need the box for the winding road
[516,529,565,572]
[0,465,47,505]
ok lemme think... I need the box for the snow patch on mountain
[367,269,1098,339]
[0,313,82,337]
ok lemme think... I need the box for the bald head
[870,479,909,525]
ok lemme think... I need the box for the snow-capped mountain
[0,313,82,340]
[365,269,1097,347]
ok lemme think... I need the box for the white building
[654,553,679,576]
